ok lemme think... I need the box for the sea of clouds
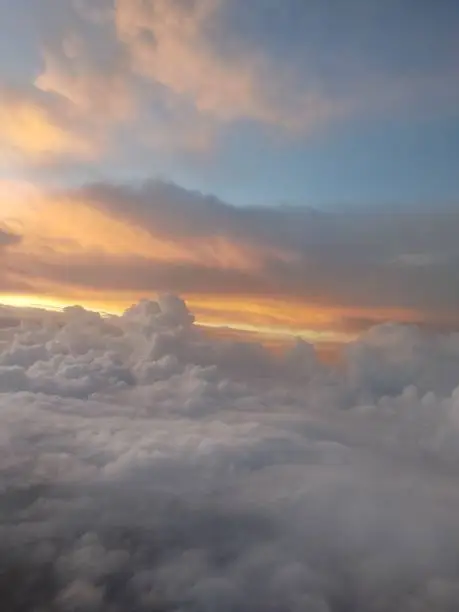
[2,295,459,610]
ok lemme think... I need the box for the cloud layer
[2,179,458,337]
[2,296,459,610]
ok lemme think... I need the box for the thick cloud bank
[2,296,459,611]
[4,180,459,333]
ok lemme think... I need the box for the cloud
[32,0,346,137]
[0,228,21,248]
[2,0,457,168]
[346,322,459,398]
[0,226,28,294]
[114,0,349,129]
[115,0,263,121]
[0,86,98,163]
[2,296,459,609]
[2,179,458,335]
[35,14,134,123]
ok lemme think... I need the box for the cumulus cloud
[1,295,459,610]
[2,179,458,334]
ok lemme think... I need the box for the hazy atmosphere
[1,1,459,610]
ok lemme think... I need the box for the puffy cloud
[1,296,459,609]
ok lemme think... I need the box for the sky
[3,5,459,606]
[1,0,459,342]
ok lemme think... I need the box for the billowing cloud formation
[113,0,347,127]
[31,0,350,140]
[2,296,459,610]
[1,179,458,336]
[2,0,458,164]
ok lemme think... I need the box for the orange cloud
[2,0,456,170]
[6,190,275,274]
[0,282,438,346]
[0,88,96,162]
[115,0,271,122]
[2,179,459,344]
[25,0,351,158]
[114,0,348,129]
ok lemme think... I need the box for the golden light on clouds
[0,94,94,161]
[4,186,290,272]
[1,180,457,345]
[0,284,430,346]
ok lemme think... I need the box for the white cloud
[1,295,459,609]
[346,322,459,397]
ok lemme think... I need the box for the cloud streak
[1,179,458,337]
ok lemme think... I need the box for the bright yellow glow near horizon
[0,292,357,343]
[0,294,86,313]
[0,290,430,345]
[0,184,446,345]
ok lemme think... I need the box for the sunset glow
[2,177,458,343]
[2,3,459,610]
[0,0,458,345]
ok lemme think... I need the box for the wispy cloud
[0,87,97,162]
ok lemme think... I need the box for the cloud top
[1,295,459,609]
